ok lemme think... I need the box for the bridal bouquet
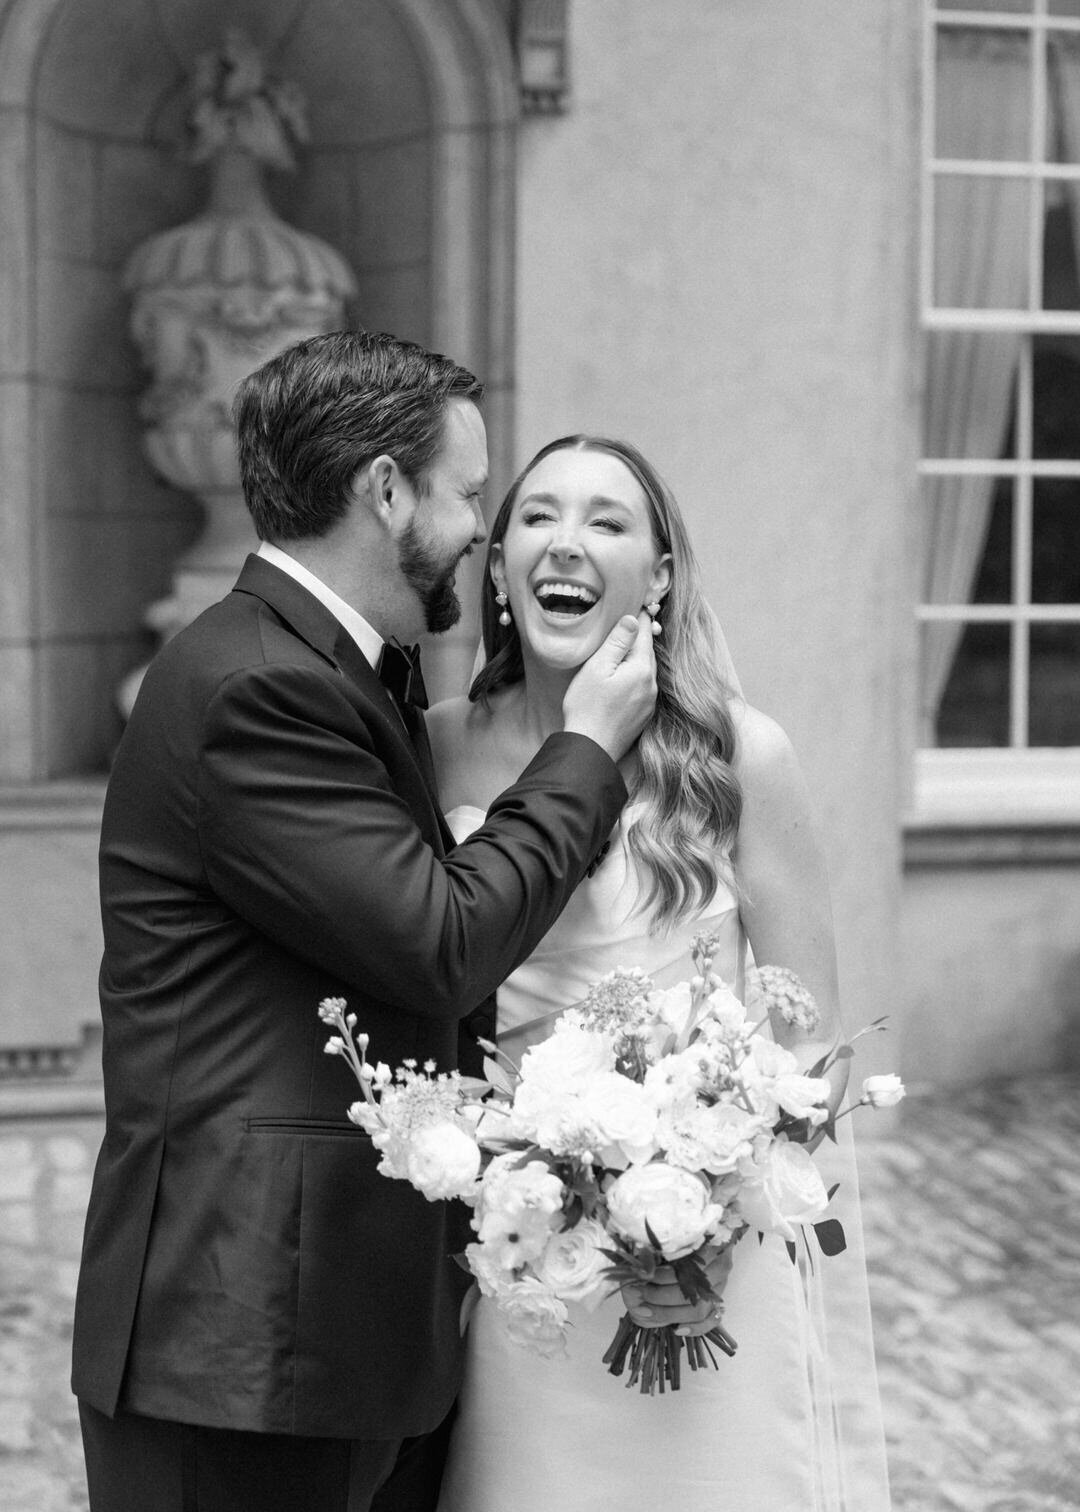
[318,935,902,1394]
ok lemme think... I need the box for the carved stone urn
[119,31,356,713]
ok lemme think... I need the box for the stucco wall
[513,1,921,1068]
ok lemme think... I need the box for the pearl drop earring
[495,590,512,628]
[646,600,662,637]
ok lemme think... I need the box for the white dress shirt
[256,541,384,670]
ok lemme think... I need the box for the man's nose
[471,500,487,545]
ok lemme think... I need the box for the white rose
[606,1162,723,1259]
[740,1035,801,1118]
[577,1071,658,1167]
[496,1277,569,1357]
[736,1139,829,1241]
[403,1121,481,1201]
[861,1074,906,1109]
[533,1218,611,1307]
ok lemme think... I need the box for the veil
[468,601,891,1510]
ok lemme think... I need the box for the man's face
[396,399,488,635]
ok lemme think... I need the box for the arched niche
[0,0,516,779]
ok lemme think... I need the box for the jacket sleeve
[196,661,626,1017]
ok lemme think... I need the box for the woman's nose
[548,524,583,560]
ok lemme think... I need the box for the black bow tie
[377,640,428,710]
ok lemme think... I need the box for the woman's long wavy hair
[470,436,742,930]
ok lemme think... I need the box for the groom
[71,330,657,1512]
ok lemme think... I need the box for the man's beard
[397,516,466,635]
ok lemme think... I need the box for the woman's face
[492,447,671,673]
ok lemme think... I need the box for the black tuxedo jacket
[71,555,625,1439]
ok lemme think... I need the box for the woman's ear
[648,553,673,604]
[489,542,507,597]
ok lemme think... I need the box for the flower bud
[861,1074,905,1109]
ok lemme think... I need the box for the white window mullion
[1012,339,1034,747]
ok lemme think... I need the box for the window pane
[935,29,1031,161]
[923,333,1019,458]
[933,622,1011,747]
[923,477,1013,604]
[1030,625,1080,742]
[934,178,1031,307]
[1032,484,1080,601]
[1041,203,1080,307]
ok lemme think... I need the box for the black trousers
[78,1399,456,1512]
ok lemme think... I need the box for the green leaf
[813,1218,847,1256]
[482,1057,515,1096]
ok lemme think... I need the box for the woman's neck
[505,656,575,749]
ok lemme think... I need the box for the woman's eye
[592,517,625,533]
[522,510,555,526]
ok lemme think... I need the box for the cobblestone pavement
[1,1073,1078,1511]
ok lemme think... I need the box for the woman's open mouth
[533,581,600,619]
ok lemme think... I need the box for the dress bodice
[446,803,743,1053]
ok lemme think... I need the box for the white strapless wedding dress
[437,804,891,1512]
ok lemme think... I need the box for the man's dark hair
[234,329,484,541]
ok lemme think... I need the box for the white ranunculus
[861,1074,906,1109]
[660,1102,763,1175]
[577,1071,658,1167]
[736,1138,829,1242]
[403,1121,481,1201]
[606,1162,723,1259]
[496,1277,569,1357]
[533,1218,611,1307]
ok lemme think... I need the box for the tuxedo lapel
[232,554,452,848]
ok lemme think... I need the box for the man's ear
[356,455,404,531]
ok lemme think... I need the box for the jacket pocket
[244,1116,365,1138]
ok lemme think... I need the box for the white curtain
[920,31,1030,744]
[1051,34,1080,263]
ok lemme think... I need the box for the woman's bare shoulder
[427,693,516,811]
[729,701,806,800]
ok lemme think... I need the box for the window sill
[904,750,1080,867]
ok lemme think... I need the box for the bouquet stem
[602,1312,738,1394]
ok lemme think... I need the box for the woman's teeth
[534,583,599,616]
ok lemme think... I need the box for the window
[920,2,1080,793]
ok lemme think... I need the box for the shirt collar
[256,541,384,670]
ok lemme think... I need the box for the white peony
[518,1022,616,1093]
[735,1138,829,1242]
[577,1071,658,1167]
[403,1121,481,1201]
[606,1161,724,1259]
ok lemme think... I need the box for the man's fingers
[596,614,642,671]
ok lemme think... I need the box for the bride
[426,436,891,1511]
